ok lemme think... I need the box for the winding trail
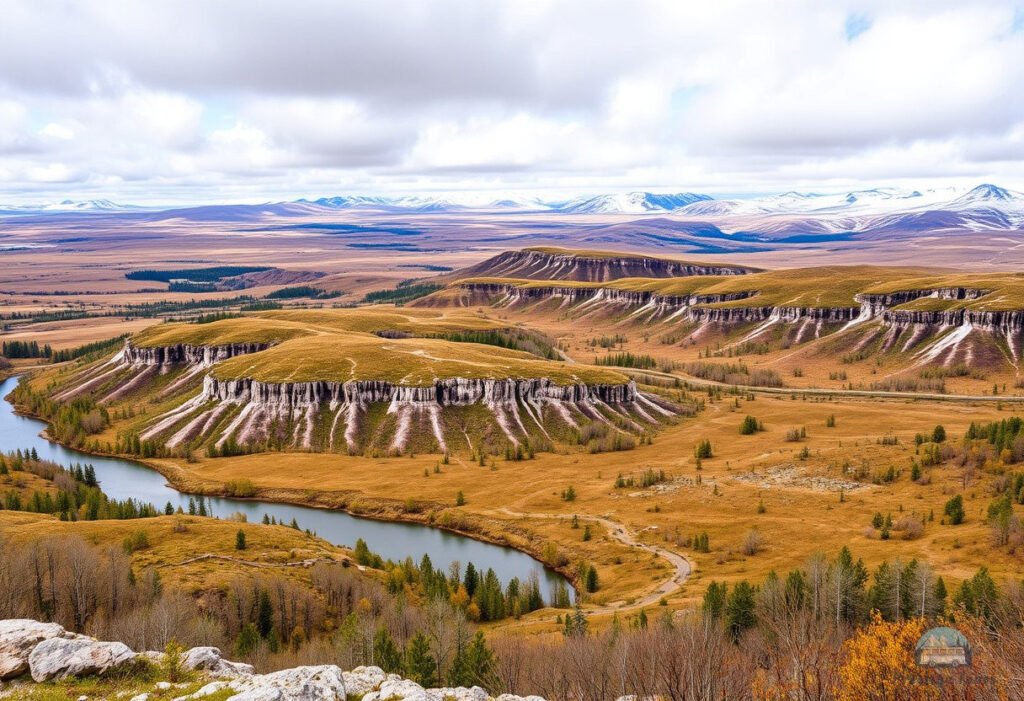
[618,367,1024,404]
[487,507,692,613]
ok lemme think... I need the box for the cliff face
[123,341,271,367]
[202,375,638,407]
[454,248,752,282]
[137,371,669,456]
[884,308,1024,331]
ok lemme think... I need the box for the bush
[944,495,965,525]
[122,530,150,554]
[741,528,762,556]
[694,439,713,459]
[739,415,760,435]
[224,479,257,497]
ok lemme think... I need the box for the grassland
[124,390,1024,621]
[0,511,354,594]
[124,308,628,385]
[210,333,626,385]
[522,246,757,271]
[459,265,952,308]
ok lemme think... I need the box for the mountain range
[3,185,1023,235]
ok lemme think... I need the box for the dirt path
[487,507,692,613]
[619,367,1024,404]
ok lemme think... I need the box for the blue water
[0,376,565,594]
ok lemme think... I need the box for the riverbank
[4,384,585,597]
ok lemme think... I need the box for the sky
[1,0,1023,205]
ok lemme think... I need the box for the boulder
[342,666,387,696]
[28,637,136,682]
[182,646,254,678]
[428,687,490,701]
[0,619,69,680]
[184,665,346,700]
[364,678,431,701]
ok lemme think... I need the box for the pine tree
[563,602,588,637]
[256,590,273,637]
[373,627,402,673]
[235,529,247,551]
[726,580,757,640]
[234,624,259,657]
[405,633,437,687]
[585,565,599,593]
[702,581,727,620]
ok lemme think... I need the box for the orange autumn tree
[836,612,939,701]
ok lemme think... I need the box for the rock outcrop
[451,248,753,282]
[202,375,639,408]
[186,664,347,700]
[0,619,72,680]
[181,645,255,678]
[0,620,549,701]
[28,636,136,682]
[123,341,272,368]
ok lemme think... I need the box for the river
[0,375,566,596]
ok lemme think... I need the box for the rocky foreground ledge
[0,619,542,701]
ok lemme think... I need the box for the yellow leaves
[836,612,938,701]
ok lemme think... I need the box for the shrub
[561,486,577,502]
[944,495,965,525]
[694,439,713,459]
[741,528,762,556]
[224,479,257,497]
[739,415,760,435]
[122,530,150,554]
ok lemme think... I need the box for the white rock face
[0,619,70,680]
[342,665,389,696]
[28,637,136,682]
[182,645,255,678]
[364,678,431,701]
[183,664,347,700]
[428,686,491,701]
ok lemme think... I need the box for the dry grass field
[99,390,1024,621]
[7,242,1024,638]
[0,510,355,595]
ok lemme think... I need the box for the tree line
[0,449,159,521]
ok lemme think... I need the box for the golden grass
[210,332,626,385]
[454,263,1024,313]
[146,392,1024,613]
[522,246,756,271]
[126,307,627,385]
[457,266,936,309]
[0,511,353,594]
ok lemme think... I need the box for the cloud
[0,0,1023,203]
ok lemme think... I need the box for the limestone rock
[341,665,388,696]
[182,646,254,678]
[363,678,430,701]
[0,619,70,680]
[428,686,491,701]
[28,637,136,682]
[184,665,346,700]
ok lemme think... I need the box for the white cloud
[0,0,1022,203]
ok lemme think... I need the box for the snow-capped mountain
[0,199,140,214]
[555,192,712,214]
[948,184,1024,208]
